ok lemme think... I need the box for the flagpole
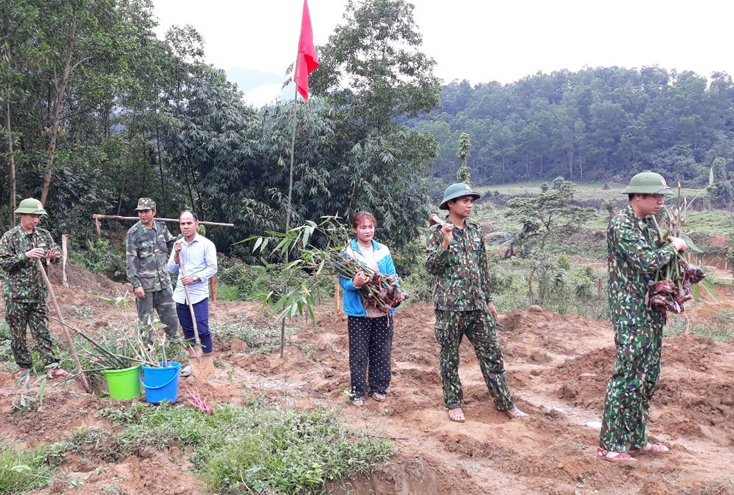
[281,59,300,358]
[286,62,299,234]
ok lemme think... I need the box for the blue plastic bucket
[139,361,180,404]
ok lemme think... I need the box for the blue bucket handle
[139,366,180,390]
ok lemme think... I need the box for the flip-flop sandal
[597,447,637,462]
[629,443,669,456]
[352,397,365,407]
[371,393,386,402]
[47,368,73,379]
[15,368,31,380]
[448,407,465,423]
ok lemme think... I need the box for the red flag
[295,0,318,100]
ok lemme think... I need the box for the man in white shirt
[167,211,218,369]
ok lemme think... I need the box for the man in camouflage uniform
[126,198,179,340]
[597,172,687,462]
[0,198,72,379]
[426,183,526,423]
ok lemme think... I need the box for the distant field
[475,181,705,202]
[468,181,732,262]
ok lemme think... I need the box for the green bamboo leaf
[700,278,720,302]
[680,233,703,254]
[253,237,263,253]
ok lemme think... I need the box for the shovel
[178,245,214,380]
[36,258,91,392]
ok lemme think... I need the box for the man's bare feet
[504,407,528,419]
[629,443,669,456]
[448,407,465,422]
[597,447,637,462]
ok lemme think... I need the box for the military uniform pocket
[434,312,455,345]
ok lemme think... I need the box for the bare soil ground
[1,263,733,494]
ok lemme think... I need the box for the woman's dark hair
[181,210,199,221]
[352,211,376,229]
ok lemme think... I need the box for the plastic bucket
[102,364,142,400]
[140,361,181,404]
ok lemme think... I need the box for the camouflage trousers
[4,299,59,368]
[434,309,514,411]
[599,323,663,452]
[135,288,180,340]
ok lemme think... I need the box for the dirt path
[0,273,733,494]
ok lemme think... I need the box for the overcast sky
[151,0,734,105]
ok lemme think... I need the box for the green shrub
[71,238,126,282]
[217,255,334,302]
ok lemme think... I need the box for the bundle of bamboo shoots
[325,251,408,313]
[646,186,710,315]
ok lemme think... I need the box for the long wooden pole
[36,259,90,392]
[61,234,69,287]
[178,245,201,359]
[92,214,233,227]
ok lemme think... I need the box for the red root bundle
[362,273,409,313]
[328,253,409,314]
[645,263,704,315]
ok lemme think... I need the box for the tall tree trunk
[6,86,16,224]
[41,14,77,205]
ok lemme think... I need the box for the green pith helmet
[621,171,673,196]
[14,198,47,215]
[136,197,156,210]
[440,183,481,210]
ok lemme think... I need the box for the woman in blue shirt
[339,212,399,407]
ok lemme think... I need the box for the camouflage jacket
[0,225,58,302]
[607,205,677,330]
[425,219,493,312]
[126,220,176,292]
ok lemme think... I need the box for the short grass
[211,320,297,351]
[0,442,53,494]
[665,310,734,342]
[75,402,393,494]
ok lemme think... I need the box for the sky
[151,0,734,106]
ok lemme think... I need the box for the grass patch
[87,402,393,494]
[212,321,296,350]
[665,311,734,342]
[217,285,243,301]
[0,442,53,494]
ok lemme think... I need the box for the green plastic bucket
[102,364,142,400]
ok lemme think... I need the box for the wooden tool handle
[429,214,449,228]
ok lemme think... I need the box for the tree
[311,0,441,131]
[306,0,441,247]
[456,132,472,184]
[708,156,734,205]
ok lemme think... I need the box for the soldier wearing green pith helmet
[597,172,688,462]
[125,198,179,341]
[0,199,72,379]
[425,183,526,423]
